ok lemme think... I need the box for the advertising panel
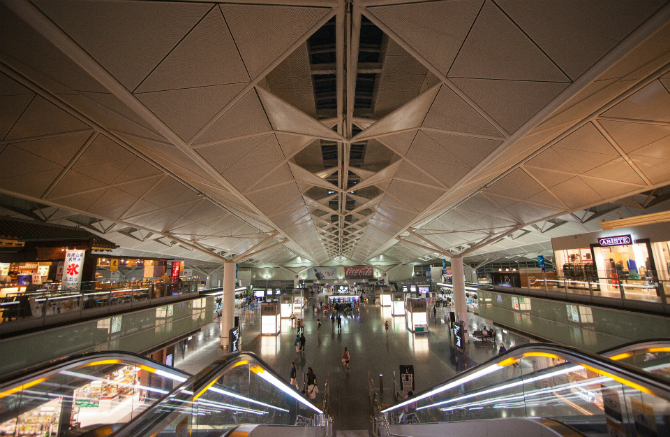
[62,249,85,291]
[170,261,182,282]
[309,267,337,280]
[344,266,374,279]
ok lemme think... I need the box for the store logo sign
[598,234,632,247]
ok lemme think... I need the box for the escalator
[0,351,190,436]
[112,352,328,437]
[0,340,666,437]
[378,342,670,437]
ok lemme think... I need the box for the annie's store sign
[598,234,632,247]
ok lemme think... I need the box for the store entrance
[592,239,659,301]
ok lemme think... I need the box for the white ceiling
[1,0,670,270]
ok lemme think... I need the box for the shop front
[552,223,670,303]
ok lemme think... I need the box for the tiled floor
[174,293,531,432]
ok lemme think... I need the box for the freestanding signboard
[454,321,465,350]
[62,249,85,291]
[229,326,241,352]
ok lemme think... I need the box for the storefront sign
[62,249,85,291]
[598,234,632,247]
[344,266,374,279]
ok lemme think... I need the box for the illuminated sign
[229,327,240,352]
[598,234,632,247]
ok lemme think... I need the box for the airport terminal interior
[1,0,670,436]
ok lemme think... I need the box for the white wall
[387,264,413,282]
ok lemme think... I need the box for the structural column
[451,256,469,343]
[220,261,236,348]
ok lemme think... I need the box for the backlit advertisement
[309,267,337,280]
[344,266,374,279]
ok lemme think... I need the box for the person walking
[290,362,298,389]
[300,333,306,352]
[331,314,335,327]
[317,318,321,333]
[342,347,350,369]
[336,315,342,331]
[306,367,318,400]
[433,305,437,318]
[295,335,301,353]
[385,320,389,333]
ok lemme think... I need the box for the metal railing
[0,278,199,324]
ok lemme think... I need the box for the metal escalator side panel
[388,418,586,437]
[381,343,670,437]
[0,351,189,436]
[113,352,323,437]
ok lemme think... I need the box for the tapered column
[451,256,469,343]
[220,261,236,348]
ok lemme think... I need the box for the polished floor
[173,294,531,432]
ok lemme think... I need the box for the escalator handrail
[113,351,322,437]
[0,350,190,391]
[597,337,670,357]
[381,342,670,413]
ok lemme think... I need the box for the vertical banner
[62,249,85,291]
[110,258,119,272]
[170,261,182,282]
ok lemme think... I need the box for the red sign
[598,235,632,247]
[170,261,182,282]
[344,266,374,279]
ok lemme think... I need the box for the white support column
[220,261,236,348]
[451,256,469,343]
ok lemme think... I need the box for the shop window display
[555,248,597,288]
[0,398,62,436]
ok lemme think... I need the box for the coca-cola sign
[598,234,632,247]
[344,266,374,279]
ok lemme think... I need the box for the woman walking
[342,347,350,369]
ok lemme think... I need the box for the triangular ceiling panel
[385,179,444,212]
[33,0,211,90]
[220,4,330,79]
[13,131,90,167]
[0,145,62,179]
[135,6,249,93]
[136,83,246,142]
[496,0,666,80]
[452,78,569,133]
[376,130,417,156]
[356,84,439,140]
[599,120,670,154]
[74,134,136,168]
[422,85,502,137]
[225,160,286,193]
[0,95,34,140]
[368,0,483,76]
[247,162,294,193]
[197,134,271,174]
[524,166,575,189]
[115,174,164,198]
[112,158,163,185]
[580,175,644,200]
[421,130,502,168]
[12,175,62,206]
[194,90,272,145]
[5,96,89,140]
[228,134,285,172]
[549,176,603,209]
[393,161,443,188]
[449,1,569,82]
[75,157,136,185]
[601,80,670,122]
[583,158,645,185]
[256,87,343,140]
[485,168,545,200]
[524,148,577,173]
[276,133,315,158]
[47,170,107,199]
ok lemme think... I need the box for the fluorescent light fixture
[208,387,289,412]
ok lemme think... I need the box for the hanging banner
[344,266,374,279]
[110,258,119,272]
[170,261,182,282]
[62,249,85,291]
